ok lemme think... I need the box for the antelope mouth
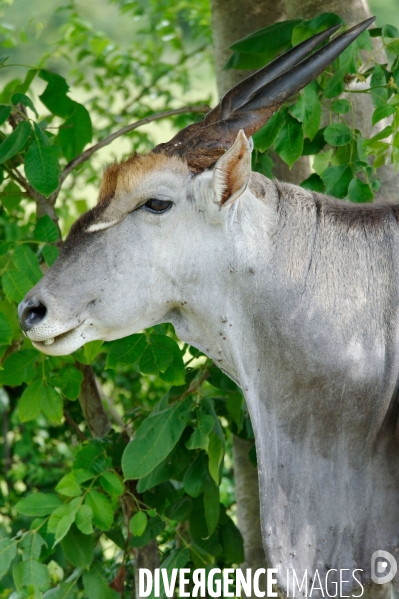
[29,321,88,355]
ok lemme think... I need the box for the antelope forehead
[86,165,190,233]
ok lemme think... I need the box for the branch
[95,376,127,430]
[77,364,112,438]
[56,104,209,190]
[63,410,87,441]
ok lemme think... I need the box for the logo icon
[371,550,397,585]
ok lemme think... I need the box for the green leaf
[302,128,326,155]
[11,93,38,117]
[2,269,33,302]
[224,51,272,70]
[34,215,59,242]
[372,104,396,126]
[18,379,42,422]
[226,392,244,432]
[220,511,245,563]
[85,490,114,530]
[348,177,374,203]
[382,24,399,38]
[159,356,186,386]
[56,473,81,497]
[56,104,92,162]
[48,503,77,536]
[290,82,320,140]
[13,559,50,590]
[13,244,42,284]
[252,110,285,152]
[252,152,274,178]
[54,507,78,546]
[18,378,62,423]
[33,121,51,146]
[312,149,333,176]
[136,441,192,493]
[0,105,11,125]
[42,244,59,267]
[129,511,147,537]
[203,479,220,536]
[43,580,78,599]
[61,525,94,570]
[20,532,46,561]
[39,70,75,118]
[331,99,350,114]
[0,312,12,345]
[291,14,343,46]
[324,66,347,99]
[0,538,18,579]
[13,68,37,95]
[1,181,22,210]
[129,516,165,548]
[0,120,31,165]
[183,452,209,498]
[208,432,224,485]
[75,505,94,535]
[371,64,388,109]
[106,333,146,369]
[82,562,120,599]
[186,412,214,450]
[165,496,193,521]
[100,471,124,496]
[73,443,107,474]
[324,123,353,147]
[300,174,325,193]
[160,547,190,577]
[84,340,104,364]
[274,114,303,168]
[364,126,393,145]
[321,165,353,198]
[139,334,179,375]
[230,19,301,54]
[15,493,62,517]
[53,365,83,400]
[0,349,38,386]
[25,140,60,197]
[122,396,191,479]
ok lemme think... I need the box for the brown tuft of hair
[97,152,188,204]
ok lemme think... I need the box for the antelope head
[18,19,374,356]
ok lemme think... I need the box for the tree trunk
[232,437,268,596]
[284,0,371,23]
[210,0,311,184]
[133,540,160,599]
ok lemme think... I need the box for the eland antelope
[19,17,399,598]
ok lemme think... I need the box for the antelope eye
[144,199,173,213]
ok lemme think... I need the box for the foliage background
[0,0,399,597]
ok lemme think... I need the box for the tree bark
[77,364,112,438]
[232,437,268,597]
[284,0,371,23]
[133,541,160,599]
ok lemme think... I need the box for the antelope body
[19,18,399,598]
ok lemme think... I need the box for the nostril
[20,299,47,332]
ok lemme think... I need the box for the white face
[18,133,252,355]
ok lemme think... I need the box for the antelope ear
[213,129,252,207]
